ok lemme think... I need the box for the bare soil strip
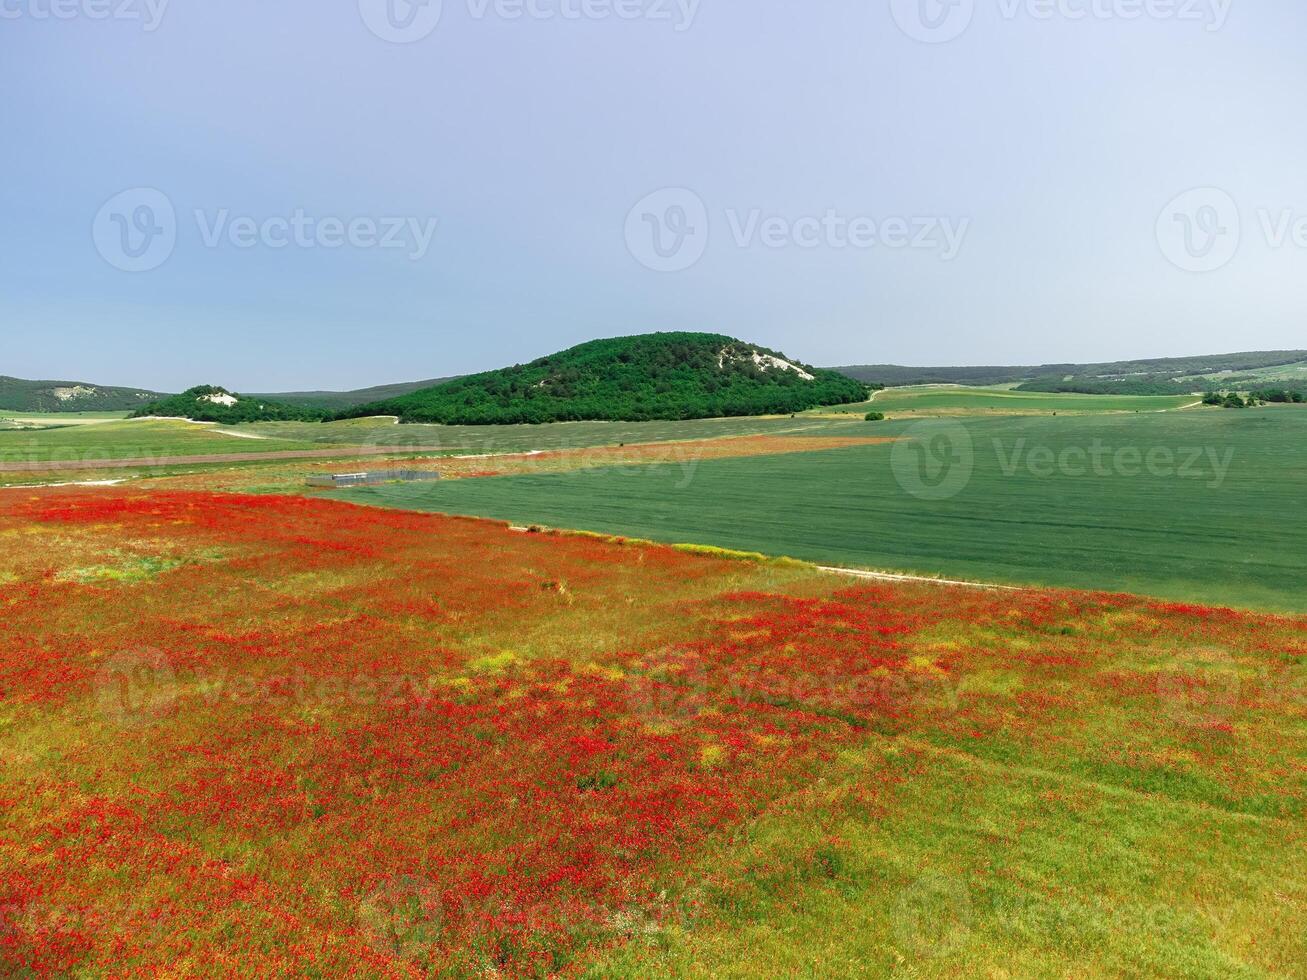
[0,445,449,473]
[816,565,1024,591]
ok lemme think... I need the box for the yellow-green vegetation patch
[672,543,771,563]
[56,547,226,584]
[467,650,521,675]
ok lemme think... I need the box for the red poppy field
[1,490,1303,977]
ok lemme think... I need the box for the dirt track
[0,445,449,473]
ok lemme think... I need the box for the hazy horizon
[5,1,1306,391]
[13,336,1307,397]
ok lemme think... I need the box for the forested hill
[337,333,869,424]
[0,376,164,413]
[131,386,327,423]
[252,377,459,411]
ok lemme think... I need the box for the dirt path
[816,565,1024,591]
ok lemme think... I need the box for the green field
[3,390,1197,464]
[0,410,131,421]
[243,414,860,452]
[332,409,1307,613]
[0,414,866,474]
[0,419,325,464]
[0,411,131,431]
[860,386,1201,416]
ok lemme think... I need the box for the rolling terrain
[13,347,1307,415]
[9,389,1298,613]
[332,408,1307,613]
[0,377,454,415]
[0,414,855,474]
[1,490,1301,975]
[338,333,869,425]
[0,419,326,466]
[1,368,1303,977]
[859,385,1200,415]
[251,376,459,411]
[0,376,163,413]
[132,386,329,424]
[833,350,1307,391]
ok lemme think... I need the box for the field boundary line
[817,565,1025,592]
[0,445,453,472]
[504,519,1027,593]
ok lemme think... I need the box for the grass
[0,411,130,422]
[9,394,1184,465]
[0,414,869,465]
[0,419,326,464]
[2,490,1301,975]
[244,414,864,452]
[333,408,1307,613]
[0,417,877,489]
[0,412,131,432]
[591,739,1305,977]
[855,385,1201,416]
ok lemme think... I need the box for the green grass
[590,741,1304,978]
[0,414,867,477]
[0,411,131,432]
[862,386,1200,416]
[332,409,1307,613]
[0,419,324,464]
[245,414,859,452]
[0,410,130,422]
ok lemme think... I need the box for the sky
[3,0,1306,391]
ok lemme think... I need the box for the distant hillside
[0,375,165,413]
[253,377,458,411]
[132,386,327,423]
[834,351,1307,394]
[21,347,1306,419]
[339,333,869,424]
[835,364,1038,387]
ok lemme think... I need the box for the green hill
[835,350,1307,394]
[251,377,459,411]
[337,333,869,425]
[0,375,165,413]
[131,386,328,424]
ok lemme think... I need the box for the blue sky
[4,0,1306,391]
